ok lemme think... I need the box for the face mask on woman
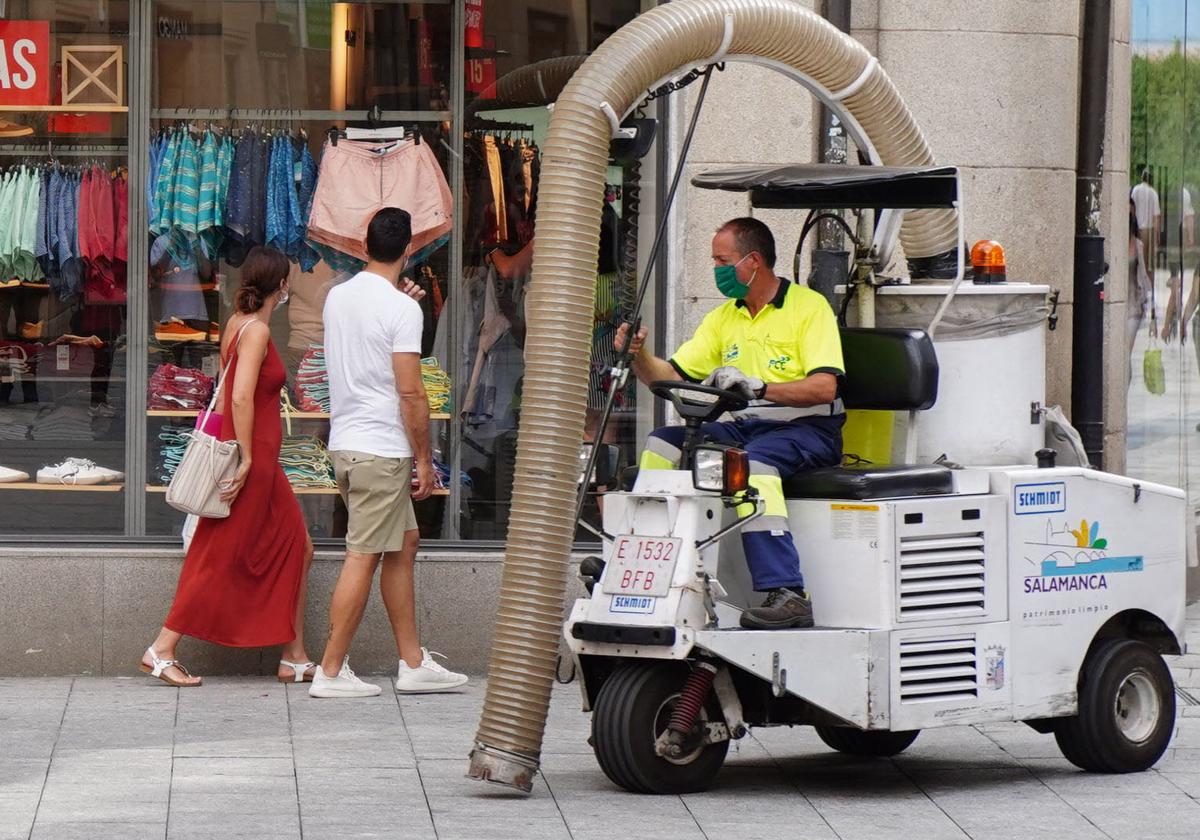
[713,253,756,299]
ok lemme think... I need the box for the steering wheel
[650,380,748,424]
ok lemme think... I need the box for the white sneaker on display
[36,457,124,485]
[0,466,29,483]
[308,657,382,699]
[395,649,469,694]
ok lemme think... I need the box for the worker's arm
[614,322,681,385]
[760,373,839,407]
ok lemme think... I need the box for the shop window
[0,2,130,535]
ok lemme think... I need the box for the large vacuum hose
[468,0,957,791]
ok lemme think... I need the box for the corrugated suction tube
[468,0,959,792]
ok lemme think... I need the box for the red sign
[0,21,50,106]
[465,0,484,48]
[466,38,496,95]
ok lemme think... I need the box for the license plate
[601,536,681,598]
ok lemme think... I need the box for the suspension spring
[668,662,719,736]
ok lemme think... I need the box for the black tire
[815,725,920,757]
[1054,639,1176,773]
[592,662,729,794]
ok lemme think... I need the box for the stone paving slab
[4,674,1200,840]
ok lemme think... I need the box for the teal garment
[172,132,200,235]
[13,167,42,282]
[0,170,15,278]
[152,132,179,235]
[197,130,219,232]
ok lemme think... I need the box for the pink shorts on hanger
[307,139,453,261]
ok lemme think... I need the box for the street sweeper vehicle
[562,164,1189,795]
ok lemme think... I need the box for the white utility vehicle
[563,165,1187,795]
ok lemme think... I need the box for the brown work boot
[740,588,814,629]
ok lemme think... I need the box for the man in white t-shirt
[310,207,467,698]
[1131,168,1161,277]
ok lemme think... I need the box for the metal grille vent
[899,637,979,704]
[898,531,986,620]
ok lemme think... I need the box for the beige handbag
[165,323,251,518]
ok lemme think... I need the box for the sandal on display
[277,659,318,683]
[139,646,202,687]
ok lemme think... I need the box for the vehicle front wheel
[1054,639,1176,773]
[592,662,729,794]
[815,725,919,757]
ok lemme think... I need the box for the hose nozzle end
[466,743,540,793]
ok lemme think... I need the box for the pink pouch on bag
[195,410,223,437]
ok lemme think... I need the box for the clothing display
[463,129,539,262]
[294,345,329,413]
[148,364,214,411]
[153,423,191,485]
[0,164,128,302]
[30,404,98,441]
[421,357,451,413]
[279,435,337,489]
[307,138,453,262]
[0,405,35,440]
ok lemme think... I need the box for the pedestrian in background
[309,207,468,698]
[141,246,316,687]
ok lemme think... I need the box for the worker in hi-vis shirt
[616,217,844,630]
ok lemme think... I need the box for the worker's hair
[718,217,777,269]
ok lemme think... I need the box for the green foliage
[1131,45,1200,194]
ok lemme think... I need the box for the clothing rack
[466,117,534,133]
[149,107,450,122]
[0,145,128,157]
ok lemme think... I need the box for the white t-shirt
[1131,181,1161,231]
[324,271,423,458]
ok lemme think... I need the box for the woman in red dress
[141,246,315,686]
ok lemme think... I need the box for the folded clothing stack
[0,405,35,441]
[421,357,451,413]
[31,405,95,441]
[295,345,329,413]
[279,435,337,488]
[153,424,192,484]
[148,364,215,411]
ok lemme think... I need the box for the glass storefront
[1128,2,1200,533]
[0,1,652,542]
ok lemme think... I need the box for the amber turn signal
[723,448,750,495]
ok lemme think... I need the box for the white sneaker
[0,465,29,483]
[308,657,381,698]
[395,648,468,693]
[36,457,124,485]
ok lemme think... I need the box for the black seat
[785,328,944,500]
[783,463,953,500]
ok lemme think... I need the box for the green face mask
[714,253,754,298]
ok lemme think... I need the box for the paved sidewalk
[4,603,1200,840]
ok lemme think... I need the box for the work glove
[703,366,764,401]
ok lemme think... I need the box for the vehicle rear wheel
[592,662,729,794]
[814,725,919,757]
[1054,639,1175,773]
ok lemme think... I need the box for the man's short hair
[366,207,413,264]
[718,217,776,269]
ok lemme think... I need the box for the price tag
[201,354,218,379]
[56,345,70,371]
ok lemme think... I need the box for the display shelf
[146,485,450,496]
[0,482,124,492]
[147,410,451,420]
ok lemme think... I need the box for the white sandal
[139,647,202,687]
[278,659,317,683]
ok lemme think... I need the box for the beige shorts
[331,450,417,554]
[307,139,453,261]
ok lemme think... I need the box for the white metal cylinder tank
[865,284,1052,466]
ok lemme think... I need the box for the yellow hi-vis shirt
[669,280,845,421]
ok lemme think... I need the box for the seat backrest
[839,327,938,411]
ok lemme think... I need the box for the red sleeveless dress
[164,336,307,647]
